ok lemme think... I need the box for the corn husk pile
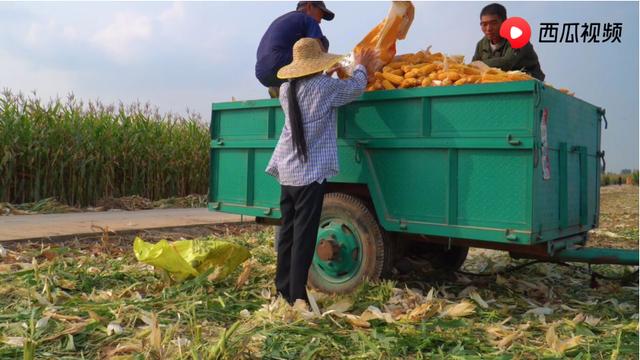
[151,194,207,209]
[0,198,80,215]
[1,194,208,215]
[96,195,154,211]
[365,49,535,92]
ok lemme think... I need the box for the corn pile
[366,49,534,92]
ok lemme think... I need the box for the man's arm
[481,43,533,70]
[472,40,482,62]
[303,15,329,51]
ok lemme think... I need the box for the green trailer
[209,80,638,293]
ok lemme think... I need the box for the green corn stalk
[208,321,241,360]
[0,90,210,207]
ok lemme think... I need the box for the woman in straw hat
[266,37,377,305]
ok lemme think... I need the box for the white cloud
[91,12,153,64]
[158,2,185,24]
[62,25,78,41]
[25,22,41,46]
[24,19,56,46]
[23,19,79,48]
[0,50,77,99]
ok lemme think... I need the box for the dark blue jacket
[255,11,329,87]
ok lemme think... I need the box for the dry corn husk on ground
[0,189,635,358]
[366,48,539,92]
[0,217,636,358]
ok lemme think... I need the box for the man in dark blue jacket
[256,1,334,98]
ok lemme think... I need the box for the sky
[0,1,637,172]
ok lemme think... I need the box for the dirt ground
[589,185,638,249]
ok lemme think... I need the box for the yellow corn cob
[387,61,409,70]
[484,68,502,75]
[447,55,465,64]
[400,78,418,88]
[404,69,420,79]
[417,64,438,76]
[454,78,467,86]
[413,51,427,63]
[366,46,561,92]
[382,72,404,86]
[427,52,444,62]
[466,75,481,83]
[462,67,481,75]
[506,71,532,81]
[406,54,422,63]
[401,63,428,73]
[381,79,396,90]
[481,74,508,82]
[437,72,462,82]
[446,63,465,70]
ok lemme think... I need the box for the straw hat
[277,38,344,79]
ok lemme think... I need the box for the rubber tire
[308,192,391,294]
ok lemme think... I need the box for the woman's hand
[326,63,343,76]
[354,48,377,68]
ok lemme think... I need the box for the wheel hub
[314,220,362,281]
[317,237,341,261]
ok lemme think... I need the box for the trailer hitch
[597,107,608,129]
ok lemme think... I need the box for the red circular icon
[499,17,531,49]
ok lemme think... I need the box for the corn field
[0,90,209,207]
[601,171,639,186]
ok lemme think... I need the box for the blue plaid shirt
[266,64,368,186]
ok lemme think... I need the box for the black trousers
[276,181,326,304]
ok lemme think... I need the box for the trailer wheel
[309,193,391,294]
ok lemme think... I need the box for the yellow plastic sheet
[354,1,415,71]
[133,237,251,282]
